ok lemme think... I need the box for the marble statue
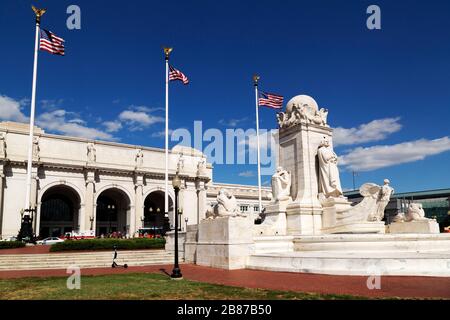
[276,95,329,128]
[87,143,96,162]
[135,149,144,167]
[197,157,207,176]
[337,180,394,223]
[32,137,40,159]
[307,108,328,126]
[317,137,343,198]
[370,179,394,221]
[271,167,291,203]
[177,154,185,173]
[392,203,429,222]
[0,133,6,158]
[205,189,240,218]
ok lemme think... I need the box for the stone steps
[0,250,176,270]
[247,250,450,277]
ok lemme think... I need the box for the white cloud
[40,98,64,110]
[103,120,123,133]
[238,170,255,177]
[339,137,450,171]
[37,110,114,140]
[333,117,402,147]
[0,95,29,122]
[68,118,86,125]
[151,129,173,138]
[240,129,279,153]
[118,110,164,131]
[219,118,248,127]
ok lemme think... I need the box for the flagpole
[24,7,45,213]
[253,75,262,215]
[164,47,173,228]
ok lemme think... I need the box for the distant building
[0,122,271,239]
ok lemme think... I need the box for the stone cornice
[279,122,333,138]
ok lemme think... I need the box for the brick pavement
[0,264,448,299]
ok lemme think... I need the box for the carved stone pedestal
[285,203,323,235]
[195,215,254,269]
[278,110,332,236]
[254,202,288,236]
[321,197,353,228]
[387,220,440,234]
[321,221,385,234]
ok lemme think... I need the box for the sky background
[1,0,450,192]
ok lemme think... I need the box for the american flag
[169,65,189,84]
[258,92,283,109]
[39,29,65,56]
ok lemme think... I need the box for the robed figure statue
[317,137,343,198]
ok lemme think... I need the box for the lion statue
[205,189,242,219]
[392,203,429,222]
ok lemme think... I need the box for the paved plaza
[0,264,449,299]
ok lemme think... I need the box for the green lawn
[0,273,364,300]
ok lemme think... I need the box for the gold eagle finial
[163,47,173,59]
[253,74,260,85]
[31,5,46,23]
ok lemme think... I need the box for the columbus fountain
[173,94,450,277]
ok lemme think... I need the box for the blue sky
[1,0,450,192]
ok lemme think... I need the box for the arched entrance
[40,185,81,238]
[96,188,131,237]
[143,191,173,235]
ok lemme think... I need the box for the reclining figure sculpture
[206,189,243,219]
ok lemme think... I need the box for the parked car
[36,237,64,245]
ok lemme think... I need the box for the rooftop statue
[135,149,144,168]
[87,143,96,162]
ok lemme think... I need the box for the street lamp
[89,216,94,231]
[171,172,182,279]
[107,204,115,235]
[184,217,189,232]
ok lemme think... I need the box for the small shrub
[0,241,26,250]
[50,238,166,252]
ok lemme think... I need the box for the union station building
[0,121,271,239]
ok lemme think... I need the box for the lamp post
[184,217,189,232]
[89,216,94,231]
[107,204,115,235]
[171,172,182,279]
[17,207,35,242]
[156,207,160,237]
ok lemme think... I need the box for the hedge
[49,238,166,252]
[0,241,26,250]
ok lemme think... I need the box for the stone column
[84,171,95,232]
[30,167,39,209]
[196,180,207,223]
[30,167,39,235]
[279,122,332,235]
[0,164,4,237]
[133,175,144,237]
